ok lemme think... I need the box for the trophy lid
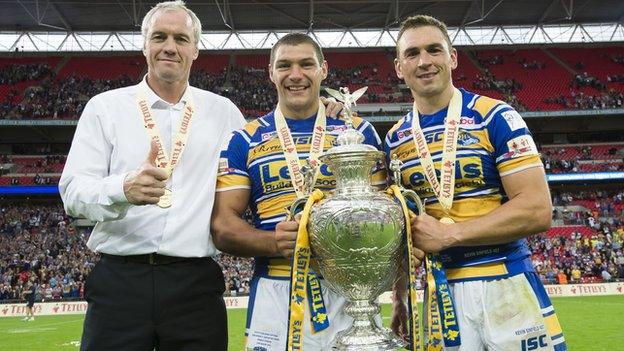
[321,86,382,160]
[323,129,379,156]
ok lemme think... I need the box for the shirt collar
[140,75,192,110]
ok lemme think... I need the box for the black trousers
[80,254,227,351]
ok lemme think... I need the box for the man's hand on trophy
[390,299,409,342]
[274,214,301,258]
[410,213,460,253]
[410,247,426,267]
[319,96,343,119]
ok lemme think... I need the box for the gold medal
[157,188,172,208]
[439,216,455,224]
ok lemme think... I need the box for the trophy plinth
[305,87,407,350]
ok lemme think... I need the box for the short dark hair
[396,15,452,54]
[270,33,324,65]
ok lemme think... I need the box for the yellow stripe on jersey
[371,169,387,186]
[387,118,406,141]
[472,95,503,118]
[465,129,494,153]
[243,119,263,136]
[216,174,250,190]
[351,116,365,129]
[498,155,542,176]
[544,313,563,337]
[257,192,298,218]
[425,195,503,222]
[446,262,508,280]
[267,258,321,278]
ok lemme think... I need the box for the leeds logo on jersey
[502,110,527,131]
[457,131,479,146]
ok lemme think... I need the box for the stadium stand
[1,49,623,302]
[1,47,623,120]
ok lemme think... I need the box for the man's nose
[163,37,176,54]
[289,65,304,79]
[418,51,432,67]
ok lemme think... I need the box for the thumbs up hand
[123,140,169,205]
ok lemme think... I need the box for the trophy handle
[400,189,425,217]
[287,197,309,221]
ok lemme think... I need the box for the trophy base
[332,327,406,351]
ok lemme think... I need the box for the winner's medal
[136,81,196,209]
[439,217,455,224]
[157,188,172,208]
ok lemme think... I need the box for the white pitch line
[2,318,83,334]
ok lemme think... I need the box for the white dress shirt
[60,78,246,257]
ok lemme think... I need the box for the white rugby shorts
[244,276,383,351]
[423,272,566,351]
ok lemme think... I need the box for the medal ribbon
[286,189,325,351]
[410,88,462,348]
[388,185,422,351]
[425,257,444,351]
[274,102,327,199]
[426,253,461,348]
[410,88,462,214]
[136,81,196,178]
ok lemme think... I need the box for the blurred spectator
[0,63,53,85]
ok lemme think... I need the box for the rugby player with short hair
[388,14,567,351]
[211,33,385,351]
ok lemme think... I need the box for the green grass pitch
[0,296,622,350]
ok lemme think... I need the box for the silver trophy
[294,87,423,350]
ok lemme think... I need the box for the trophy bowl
[308,145,406,351]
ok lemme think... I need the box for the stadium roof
[2,0,624,32]
[1,0,623,51]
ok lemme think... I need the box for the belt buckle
[149,253,156,265]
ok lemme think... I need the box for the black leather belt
[101,253,204,265]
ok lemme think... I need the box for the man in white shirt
[59,1,246,350]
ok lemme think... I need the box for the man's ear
[268,64,275,84]
[450,47,458,70]
[394,58,404,79]
[320,60,328,80]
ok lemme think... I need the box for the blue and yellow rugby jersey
[217,111,384,277]
[385,89,543,281]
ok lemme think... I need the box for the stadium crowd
[528,230,623,285]
[1,189,623,303]
[9,75,134,120]
[2,50,623,120]
[0,63,53,85]
[0,202,254,302]
[0,204,95,302]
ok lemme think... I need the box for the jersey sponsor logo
[261,131,277,141]
[521,334,548,351]
[460,117,475,125]
[397,128,412,140]
[250,142,283,158]
[457,131,479,147]
[505,135,538,159]
[502,110,527,131]
[259,163,335,193]
[327,125,347,132]
[407,160,483,188]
